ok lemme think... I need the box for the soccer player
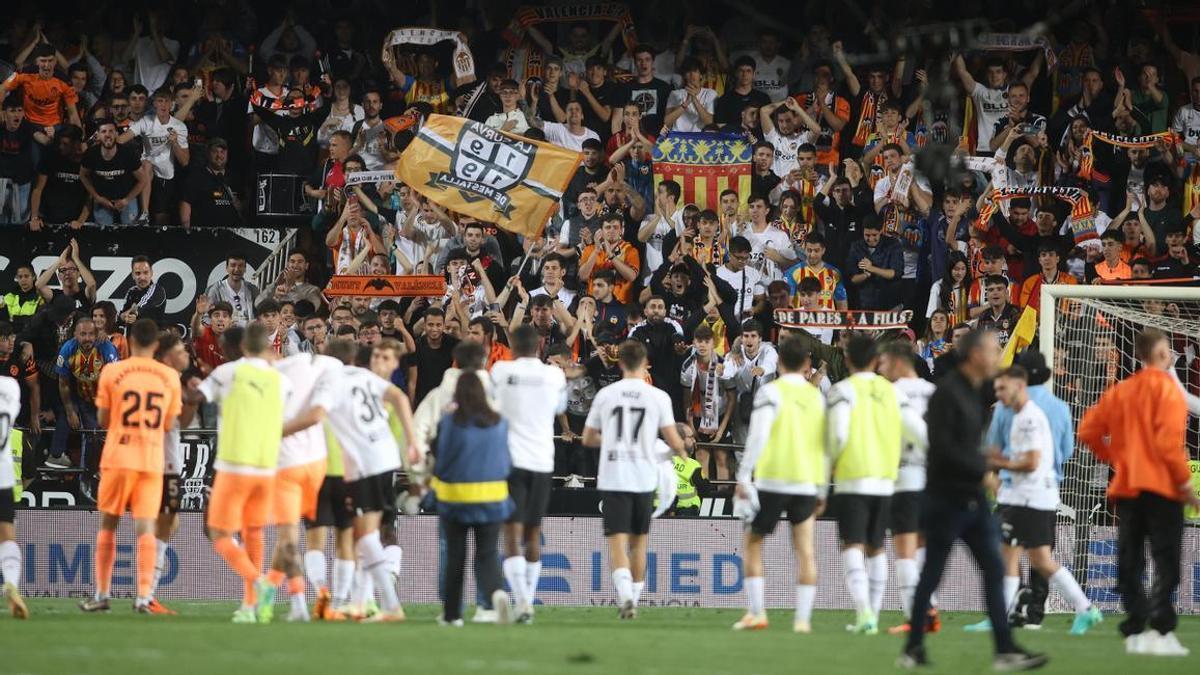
[1079,328,1199,656]
[582,341,686,619]
[877,341,939,634]
[732,337,825,633]
[144,333,200,615]
[492,325,568,624]
[303,428,356,621]
[259,347,343,622]
[80,319,181,613]
[986,366,1102,635]
[826,335,902,635]
[187,323,290,623]
[283,338,418,623]
[0,374,27,618]
[898,329,1046,671]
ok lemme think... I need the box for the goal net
[1041,283,1200,614]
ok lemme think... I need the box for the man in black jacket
[631,295,688,418]
[989,201,1074,283]
[898,329,1047,671]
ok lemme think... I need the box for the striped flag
[652,131,752,210]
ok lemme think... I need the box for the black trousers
[441,517,503,623]
[907,490,1016,654]
[1115,492,1184,637]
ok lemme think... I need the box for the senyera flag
[396,114,581,237]
[652,131,752,210]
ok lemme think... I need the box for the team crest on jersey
[426,122,536,218]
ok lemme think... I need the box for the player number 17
[611,406,646,444]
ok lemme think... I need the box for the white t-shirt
[586,377,676,492]
[0,376,19,490]
[640,210,683,277]
[716,265,765,318]
[529,285,577,306]
[893,376,935,493]
[748,52,792,102]
[666,88,718,132]
[1171,105,1200,161]
[353,118,389,170]
[485,110,531,135]
[736,223,793,281]
[544,122,600,151]
[128,114,189,180]
[311,365,401,481]
[491,357,568,473]
[764,128,813,177]
[197,357,292,476]
[970,82,1009,152]
[276,353,343,469]
[133,36,180,93]
[997,400,1057,511]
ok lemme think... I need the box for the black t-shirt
[618,78,674,132]
[82,144,142,201]
[585,354,622,389]
[184,168,242,228]
[1,351,37,423]
[0,121,36,183]
[412,335,459,405]
[714,88,771,126]
[37,151,86,222]
[580,82,619,142]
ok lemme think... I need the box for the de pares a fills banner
[652,131,753,211]
[396,114,581,237]
[776,308,913,331]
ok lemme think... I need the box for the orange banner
[324,275,446,297]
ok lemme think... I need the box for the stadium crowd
[2,0,1200,493]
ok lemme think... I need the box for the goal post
[1039,282,1200,613]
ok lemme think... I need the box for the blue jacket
[985,384,1074,482]
[432,414,514,524]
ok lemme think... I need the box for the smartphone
[488,303,501,312]
[194,78,204,89]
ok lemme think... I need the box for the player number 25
[120,391,165,430]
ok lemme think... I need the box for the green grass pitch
[2,601,1198,674]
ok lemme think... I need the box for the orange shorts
[207,470,275,532]
[97,469,163,519]
[273,459,326,525]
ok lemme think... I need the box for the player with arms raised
[492,325,568,624]
[284,339,417,623]
[732,337,825,633]
[81,320,181,613]
[582,340,686,619]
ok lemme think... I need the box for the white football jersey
[312,365,401,480]
[0,376,19,490]
[893,376,935,492]
[998,400,1057,511]
[163,421,183,475]
[276,353,343,469]
[585,378,675,492]
[491,358,567,473]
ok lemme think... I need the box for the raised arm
[832,41,860,97]
[951,53,977,92]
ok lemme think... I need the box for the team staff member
[1079,328,1200,656]
[898,330,1046,671]
[80,320,181,614]
[732,337,826,633]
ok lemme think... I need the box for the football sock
[525,560,542,605]
[867,553,887,617]
[503,556,529,608]
[213,536,260,597]
[1050,568,1091,614]
[916,548,937,607]
[267,569,286,588]
[384,545,402,579]
[136,533,156,601]
[0,540,21,587]
[243,528,265,606]
[1003,576,1020,614]
[94,529,116,598]
[150,539,168,597]
[631,581,644,606]
[795,584,816,624]
[745,576,765,615]
[896,558,919,620]
[612,568,633,605]
[841,548,869,614]
[303,551,326,591]
[333,558,355,606]
[356,531,399,612]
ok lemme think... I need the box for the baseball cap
[208,136,229,150]
[1015,350,1051,386]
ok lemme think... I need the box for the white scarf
[386,28,475,81]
